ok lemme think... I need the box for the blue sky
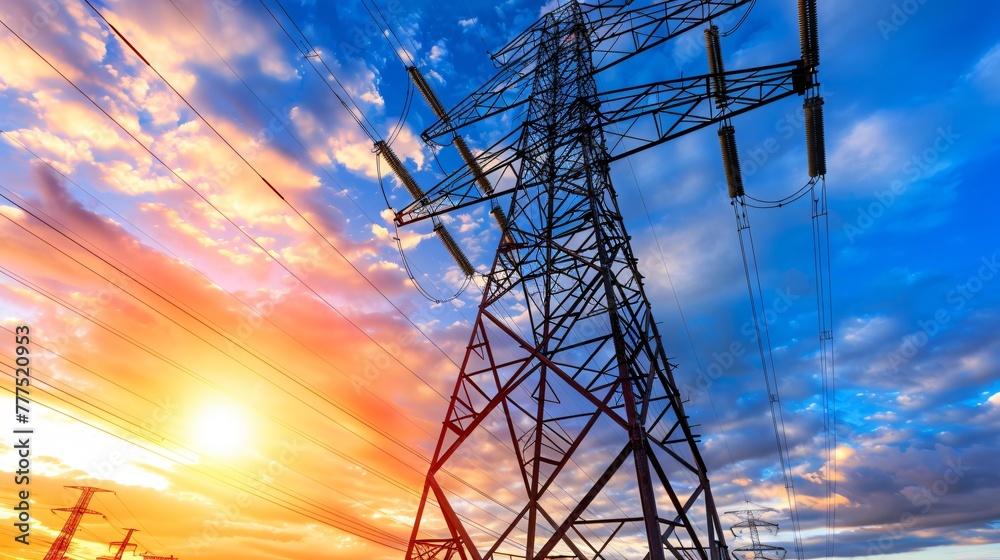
[0,0,998,559]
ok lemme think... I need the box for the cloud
[429,41,447,62]
[829,113,906,179]
[2,2,998,559]
[97,160,180,195]
[0,36,65,91]
[968,42,1000,102]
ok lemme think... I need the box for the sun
[194,403,251,456]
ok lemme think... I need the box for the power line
[0,364,414,550]
[731,200,805,559]
[0,329,506,544]
[0,200,517,530]
[257,0,383,140]
[85,0,468,389]
[0,10,453,411]
[76,4,535,519]
[0,9,532,534]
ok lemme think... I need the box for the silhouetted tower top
[43,486,111,560]
[725,508,787,560]
[401,0,822,558]
[98,528,139,560]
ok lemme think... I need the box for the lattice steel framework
[43,486,111,560]
[404,1,819,559]
[726,509,786,560]
[98,528,138,560]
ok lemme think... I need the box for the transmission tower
[43,486,111,560]
[97,528,139,560]
[399,1,820,559]
[725,509,785,560]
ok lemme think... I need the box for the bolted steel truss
[404,1,818,559]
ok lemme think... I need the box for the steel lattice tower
[726,508,786,560]
[43,486,111,560]
[98,528,138,560]
[400,1,820,559]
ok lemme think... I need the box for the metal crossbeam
[396,62,809,226]
[406,3,732,558]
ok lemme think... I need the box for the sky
[0,0,998,559]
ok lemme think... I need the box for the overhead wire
[734,200,805,559]
[810,176,837,559]
[0,2,496,547]
[356,0,416,67]
[720,0,757,37]
[0,60,512,548]
[85,0,461,369]
[459,0,493,54]
[0,124,502,509]
[744,178,815,208]
[65,2,466,475]
[256,0,481,302]
[0,8,465,417]
[610,113,750,504]
[258,0,383,140]
[0,328,508,544]
[0,264,431,510]
[0,369,413,551]
[61,2,530,531]
[362,0,427,71]
[0,184,437,474]
[0,191,518,537]
[162,0,479,423]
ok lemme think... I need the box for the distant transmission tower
[398,1,821,559]
[98,528,138,560]
[725,508,786,560]
[43,486,111,560]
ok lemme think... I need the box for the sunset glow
[193,403,250,457]
[0,0,998,559]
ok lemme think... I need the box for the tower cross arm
[395,127,524,226]
[423,0,754,143]
[588,0,752,73]
[50,507,105,516]
[600,59,811,162]
[400,60,810,226]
